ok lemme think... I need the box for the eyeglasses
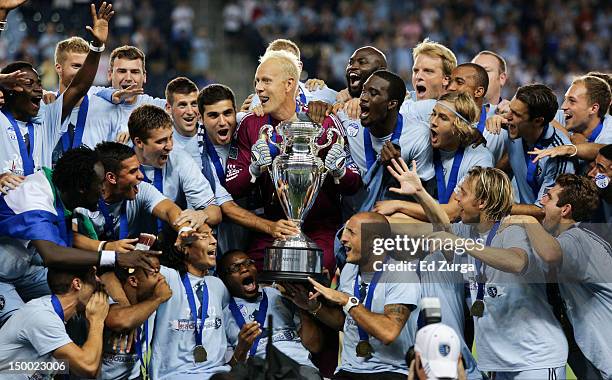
[226,259,256,274]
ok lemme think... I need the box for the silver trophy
[258,120,343,282]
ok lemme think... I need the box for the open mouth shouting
[30,95,42,113]
[415,84,427,99]
[216,127,231,144]
[348,72,362,91]
[241,273,258,295]
[359,102,370,122]
[430,128,439,146]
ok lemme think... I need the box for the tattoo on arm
[384,304,410,326]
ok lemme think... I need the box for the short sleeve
[383,281,420,311]
[137,182,167,214]
[24,310,73,356]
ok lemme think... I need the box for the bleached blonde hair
[258,50,300,82]
[413,38,457,77]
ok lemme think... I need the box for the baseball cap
[414,323,460,380]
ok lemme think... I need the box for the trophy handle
[315,126,342,152]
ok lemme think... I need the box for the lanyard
[523,124,550,199]
[61,95,89,151]
[181,274,208,347]
[2,109,35,175]
[587,119,604,143]
[97,199,128,239]
[474,221,501,302]
[203,132,225,186]
[433,147,465,204]
[266,116,280,159]
[353,256,388,342]
[140,166,163,232]
[228,290,269,357]
[135,320,149,377]
[363,115,404,170]
[54,191,72,247]
[50,294,65,322]
[476,104,487,133]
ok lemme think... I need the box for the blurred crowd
[0,0,213,97]
[226,0,612,102]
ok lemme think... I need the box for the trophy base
[260,244,327,285]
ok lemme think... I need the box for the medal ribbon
[2,109,35,175]
[51,294,65,322]
[433,147,465,204]
[97,199,128,240]
[476,104,487,133]
[353,256,389,343]
[523,124,549,198]
[474,221,501,304]
[61,94,89,151]
[181,274,208,348]
[228,289,269,357]
[203,131,226,186]
[363,115,404,170]
[135,320,149,377]
[587,119,604,143]
[140,166,164,232]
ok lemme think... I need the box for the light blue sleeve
[556,231,586,280]
[92,87,116,103]
[139,94,167,109]
[308,87,338,104]
[383,281,420,311]
[178,152,216,209]
[498,224,539,275]
[24,309,73,356]
[249,94,261,110]
[138,182,168,214]
[41,93,69,146]
[536,157,574,207]
[554,109,566,127]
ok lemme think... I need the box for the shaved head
[355,46,387,68]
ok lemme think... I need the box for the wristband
[178,226,194,235]
[0,21,7,31]
[88,42,105,53]
[99,250,116,267]
[568,144,578,157]
[97,241,107,253]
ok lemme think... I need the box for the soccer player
[0,3,113,182]
[50,36,122,165]
[129,104,221,229]
[410,38,457,102]
[219,250,322,376]
[446,62,507,163]
[307,212,421,379]
[149,225,231,379]
[472,50,508,106]
[506,174,612,379]
[100,256,172,379]
[486,84,575,218]
[0,147,156,325]
[225,50,361,273]
[72,142,190,250]
[374,92,493,221]
[0,265,109,379]
[389,159,568,378]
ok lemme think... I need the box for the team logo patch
[347,123,359,137]
[228,146,239,160]
[0,295,5,311]
[487,286,498,298]
[438,343,450,356]
[595,173,610,189]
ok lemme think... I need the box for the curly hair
[52,146,100,195]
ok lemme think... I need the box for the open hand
[87,2,114,45]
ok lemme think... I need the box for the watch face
[350,297,359,304]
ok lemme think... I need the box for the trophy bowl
[258,121,341,283]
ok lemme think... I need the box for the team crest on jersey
[6,126,17,141]
[487,286,498,298]
[438,343,450,356]
[228,146,238,160]
[346,123,359,137]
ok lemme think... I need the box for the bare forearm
[297,310,323,353]
[202,205,222,226]
[106,298,163,331]
[33,240,102,267]
[576,143,605,161]
[222,201,273,235]
[522,223,562,264]
[348,306,403,345]
[79,320,104,374]
[312,304,345,331]
[100,272,129,305]
[511,204,545,220]
[467,246,527,274]
[414,190,452,230]
[72,232,100,251]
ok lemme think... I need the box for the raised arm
[61,3,114,121]
[0,0,27,37]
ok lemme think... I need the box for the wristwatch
[343,296,360,315]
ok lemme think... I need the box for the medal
[193,345,207,362]
[470,299,485,317]
[356,340,373,358]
